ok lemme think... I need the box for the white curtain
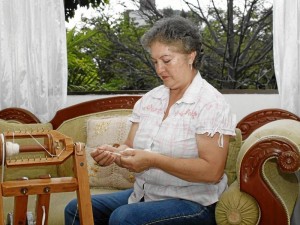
[273,0,300,115]
[273,1,300,225]
[0,0,67,122]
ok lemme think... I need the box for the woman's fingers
[91,149,116,167]
[120,148,135,156]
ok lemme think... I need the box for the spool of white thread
[5,142,20,156]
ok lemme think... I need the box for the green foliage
[77,13,161,91]
[66,0,275,92]
[64,0,109,21]
[67,28,100,92]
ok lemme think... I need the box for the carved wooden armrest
[238,119,300,225]
[0,107,41,124]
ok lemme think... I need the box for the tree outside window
[65,0,275,93]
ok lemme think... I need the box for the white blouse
[128,72,236,206]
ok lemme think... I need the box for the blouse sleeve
[195,101,236,137]
[129,98,142,123]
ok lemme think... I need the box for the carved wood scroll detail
[237,109,300,140]
[0,108,41,124]
[240,138,300,225]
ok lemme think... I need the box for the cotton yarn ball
[5,142,20,156]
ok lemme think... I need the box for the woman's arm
[120,133,230,183]
[123,122,139,148]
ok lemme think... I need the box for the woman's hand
[90,122,139,168]
[119,149,155,173]
[90,144,120,167]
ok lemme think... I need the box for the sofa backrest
[56,109,133,143]
[50,95,141,129]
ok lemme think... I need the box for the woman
[65,16,236,225]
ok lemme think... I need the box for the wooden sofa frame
[1,95,300,225]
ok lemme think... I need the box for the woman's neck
[169,69,197,101]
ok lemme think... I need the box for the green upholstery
[264,159,298,218]
[0,119,53,132]
[216,181,260,225]
[225,128,242,186]
[55,109,133,143]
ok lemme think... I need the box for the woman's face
[150,41,196,91]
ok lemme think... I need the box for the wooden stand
[0,130,94,225]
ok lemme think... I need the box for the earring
[189,63,193,71]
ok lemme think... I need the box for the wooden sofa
[0,95,299,225]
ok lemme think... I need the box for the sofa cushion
[215,181,260,225]
[85,115,135,189]
[86,116,131,148]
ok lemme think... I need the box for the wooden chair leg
[13,196,28,225]
[73,143,94,225]
[35,194,50,225]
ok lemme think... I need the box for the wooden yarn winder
[0,130,94,225]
